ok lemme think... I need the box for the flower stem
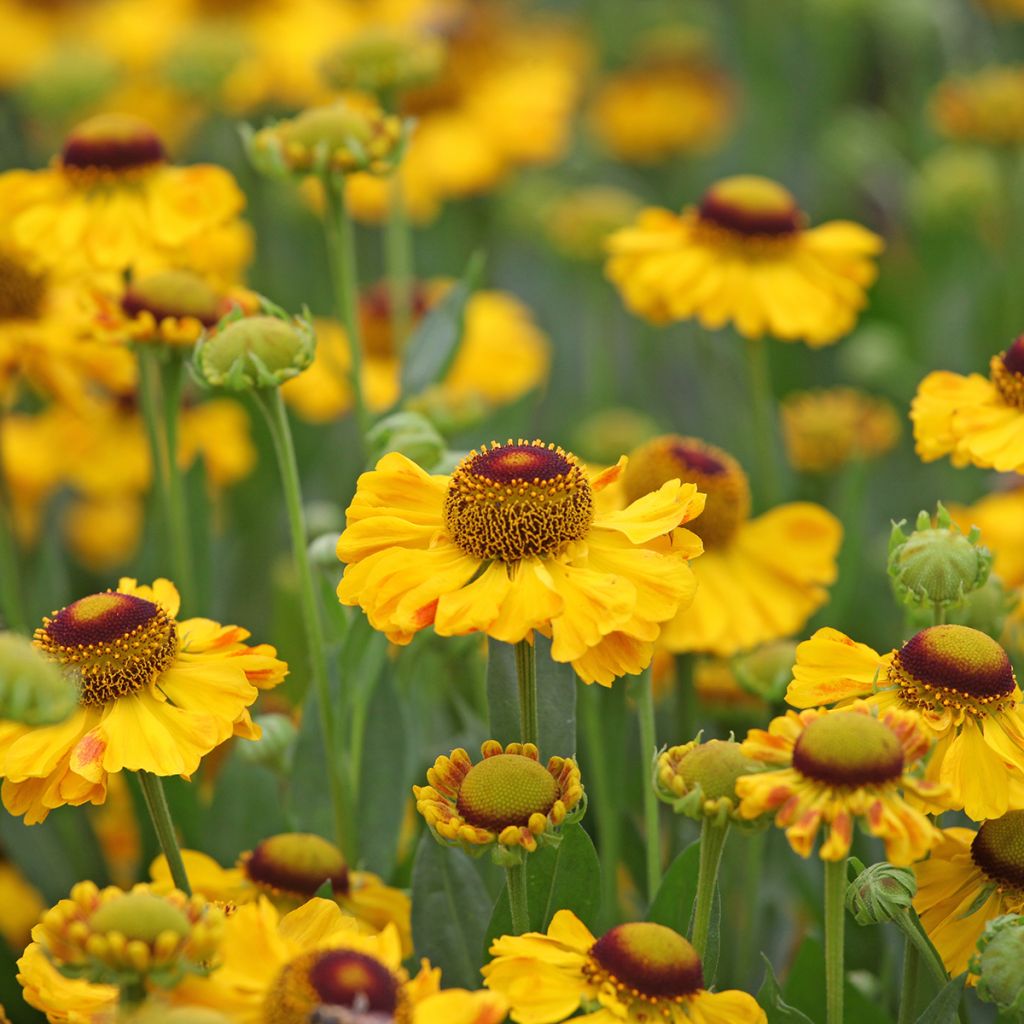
[323,176,369,442]
[892,911,950,990]
[252,387,354,861]
[137,771,191,896]
[824,857,847,1024]
[933,603,947,626]
[514,639,539,746]
[385,173,415,352]
[634,666,662,902]
[745,338,779,508]
[897,937,919,1024]
[506,861,530,935]
[692,819,729,960]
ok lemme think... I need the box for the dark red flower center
[589,922,704,998]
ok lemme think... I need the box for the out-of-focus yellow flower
[781,387,901,472]
[63,494,144,574]
[320,23,446,94]
[910,146,1002,228]
[0,0,59,90]
[606,175,883,346]
[975,0,1024,15]
[0,113,251,287]
[0,856,44,951]
[282,281,550,423]
[912,336,1024,473]
[693,657,770,715]
[932,66,1024,145]
[950,486,1024,589]
[544,186,643,262]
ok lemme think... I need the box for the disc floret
[443,440,595,562]
[242,833,350,901]
[992,336,1024,409]
[413,740,584,862]
[0,250,46,322]
[696,175,803,239]
[971,811,1024,893]
[60,114,167,181]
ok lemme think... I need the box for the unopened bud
[846,861,916,926]
[970,914,1024,1013]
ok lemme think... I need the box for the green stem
[137,771,191,896]
[137,347,171,518]
[252,387,354,861]
[745,338,779,509]
[933,604,947,626]
[385,173,415,352]
[892,911,950,991]
[635,667,661,902]
[514,639,539,746]
[824,857,847,1024]
[323,176,369,442]
[692,819,729,960]
[581,684,620,927]
[506,862,530,935]
[897,937,919,1024]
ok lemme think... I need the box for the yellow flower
[736,703,944,862]
[173,896,505,1024]
[336,439,705,685]
[0,856,45,950]
[931,66,1024,145]
[780,387,901,473]
[616,435,841,657]
[0,113,250,286]
[149,831,412,956]
[786,624,1024,820]
[414,740,583,856]
[17,939,117,1024]
[950,486,1024,589]
[656,737,763,825]
[588,55,735,164]
[605,175,883,345]
[0,407,66,547]
[0,577,287,824]
[913,813,1024,979]
[281,281,550,424]
[912,337,1024,473]
[482,909,766,1023]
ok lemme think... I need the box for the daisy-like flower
[336,439,705,685]
[0,113,250,286]
[615,435,841,658]
[656,736,763,826]
[786,623,1024,820]
[482,909,766,1023]
[913,812,1024,979]
[912,336,1024,473]
[414,741,583,857]
[281,281,550,425]
[173,896,506,1024]
[150,831,412,955]
[0,577,287,824]
[931,66,1024,145]
[605,174,883,346]
[736,703,944,863]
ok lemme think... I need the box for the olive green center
[90,892,190,942]
[792,713,904,787]
[676,740,754,802]
[455,754,558,830]
[972,810,1024,890]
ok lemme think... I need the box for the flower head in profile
[914,812,1024,979]
[150,831,412,955]
[605,174,883,346]
[971,913,1024,1012]
[337,439,705,685]
[414,741,583,861]
[931,66,1024,145]
[0,577,287,823]
[787,623,1024,820]
[912,336,1024,473]
[615,435,841,657]
[482,909,766,1023]
[736,703,944,863]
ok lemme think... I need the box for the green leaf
[702,885,722,986]
[647,842,700,933]
[486,636,577,756]
[914,974,965,1024]
[287,686,337,838]
[410,833,493,990]
[756,955,816,1024]
[399,251,485,400]
[483,823,601,952]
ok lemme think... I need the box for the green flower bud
[970,914,1024,1013]
[732,641,798,702]
[235,713,297,774]
[320,26,445,95]
[0,632,78,726]
[888,502,992,612]
[365,411,446,471]
[845,860,916,926]
[571,407,659,465]
[910,572,1021,638]
[195,302,316,390]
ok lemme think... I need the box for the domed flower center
[792,713,904,786]
[0,251,46,322]
[89,891,191,943]
[992,337,1024,409]
[265,949,401,1024]
[674,739,754,802]
[122,270,223,327]
[455,753,558,830]
[61,113,166,175]
[33,591,178,707]
[244,832,349,897]
[621,435,749,548]
[971,810,1024,892]
[697,175,802,237]
[891,625,1017,719]
[588,922,703,999]
[444,440,594,562]
[359,281,432,359]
